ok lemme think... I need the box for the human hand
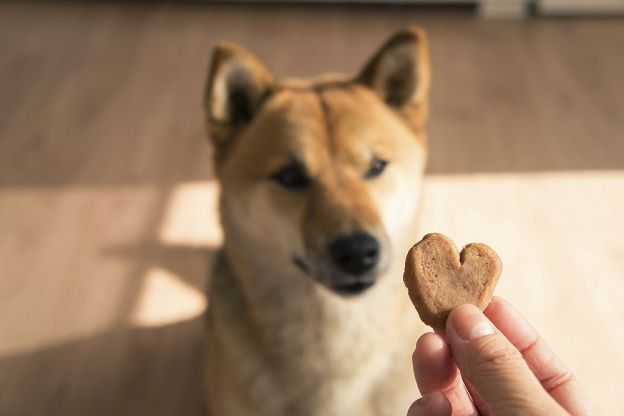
[407,297,595,416]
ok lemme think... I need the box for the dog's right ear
[204,43,274,148]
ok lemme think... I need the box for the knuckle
[470,335,523,374]
[542,368,575,393]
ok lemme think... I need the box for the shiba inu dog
[203,27,431,416]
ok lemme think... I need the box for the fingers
[446,304,567,416]
[413,332,478,415]
[484,297,595,416]
[406,392,451,416]
[411,299,594,416]
[413,333,456,392]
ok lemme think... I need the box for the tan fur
[204,28,431,416]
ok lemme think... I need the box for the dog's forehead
[258,85,403,167]
[255,89,327,167]
[315,85,403,160]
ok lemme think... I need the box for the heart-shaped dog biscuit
[403,233,502,330]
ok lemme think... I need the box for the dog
[203,27,431,416]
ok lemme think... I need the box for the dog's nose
[328,232,380,276]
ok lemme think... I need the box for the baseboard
[479,0,528,18]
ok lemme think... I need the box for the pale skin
[407,297,595,416]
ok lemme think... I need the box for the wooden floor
[1,2,623,415]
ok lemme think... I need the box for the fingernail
[451,304,494,341]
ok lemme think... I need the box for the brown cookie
[403,233,502,330]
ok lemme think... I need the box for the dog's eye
[364,158,388,179]
[271,164,310,190]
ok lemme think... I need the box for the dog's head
[205,28,431,296]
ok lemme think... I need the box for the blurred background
[1,1,623,415]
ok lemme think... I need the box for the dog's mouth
[292,255,380,296]
[329,280,375,296]
[292,256,310,274]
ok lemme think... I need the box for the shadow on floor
[0,318,208,416]
[104,242,218,294]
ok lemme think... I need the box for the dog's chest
[205,260,418,416]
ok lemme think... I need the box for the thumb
[446,304,566,416]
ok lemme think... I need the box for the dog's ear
[357,28,431,133]
[204,43,274,148]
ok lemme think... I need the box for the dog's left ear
[357,27,431,133]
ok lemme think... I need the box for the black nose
[328,232,380,276]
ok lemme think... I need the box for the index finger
[484,297,595,416]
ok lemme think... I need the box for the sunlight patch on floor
[131,182,223,327]
[158,181,222,246]
[131,267,208,327]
